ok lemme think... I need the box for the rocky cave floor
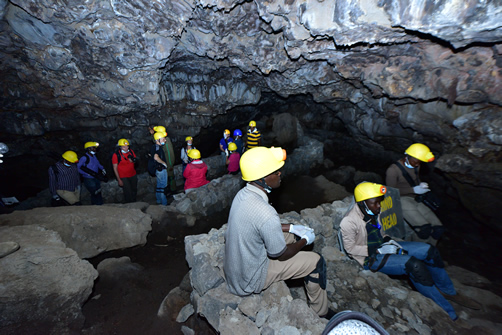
[77,174,502,335]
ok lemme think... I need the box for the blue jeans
[364,241,457,320]
[83,177,103,205]
[156,169,168,205]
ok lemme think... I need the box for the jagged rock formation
[0,3,501,230]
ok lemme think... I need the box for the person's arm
[113,163,123,186]
[340,218,367,257]
[154,153,167,167]
[220,143,225,152]
[48,167,57,196]
[386,164,414,195]
[277,239,307,261]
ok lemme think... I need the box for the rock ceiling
[0,0,501,222]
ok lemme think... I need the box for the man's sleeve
[260,216,287,258]
[340,218,367,258]
[111,153,118,164]
[48,167,57,195]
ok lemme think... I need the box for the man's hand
[118,179,124,187]
[301,230,316,245]
[289,224,314,237]
[377,240,406,255]
[413,185,430,194]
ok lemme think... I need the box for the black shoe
[320,308,337,320]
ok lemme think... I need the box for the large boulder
[0,225,98,334]
[0,206,152,258]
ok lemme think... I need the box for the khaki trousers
[263,233,329,316]
[401,196,443,245]
[57,189,80,205]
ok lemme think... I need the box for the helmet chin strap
[254,178,272,193]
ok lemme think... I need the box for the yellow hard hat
[62,151,78,163]
[117,138,130,146]
[249,120,256,127]
[188,149,201,159]
[185,136,193,142]
[154,126,166,133]
[84,141,99,149]
[240,147,286,181]
[228,142,237,152]
[354,182,387,202]
[405,143,435,162]
[224,129,231,135]
[154,132,166,141]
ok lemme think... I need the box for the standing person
[385,143,444,245]
[151,132,169,205]
[78,141,107,205]
[183,149,209,193]
[233,129,244,155]
[112,138,138,203]
[219,129,233,165]
[245,120,261,150]
[49,150,81,206]
[224,147,333,318]
[149,125,176,194]
[181,136,195,177]
[226,142,240,175]
[340,182,480,321]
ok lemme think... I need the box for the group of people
[219,120,262,174]
[223,143,480,323]
[48,124,209,206]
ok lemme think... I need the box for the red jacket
[183,160,209,190]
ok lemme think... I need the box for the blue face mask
[161,142,165,146]
[365,207,375,216]
[63,162,71,167]
[90,151,96,155]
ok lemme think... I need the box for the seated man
[385,143,443,245]
[340,182,480,321]
[224,147,333,318]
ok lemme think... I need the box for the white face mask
[90,151,96,155]
[121,149,129,154]
[404,157,413,169]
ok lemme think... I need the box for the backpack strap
[393,162,419,187]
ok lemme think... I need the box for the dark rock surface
[0,1,500,228]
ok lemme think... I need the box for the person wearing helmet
[77,141,107,205]
[219,129,234,165]
[224,147,333,319]
[245,120,261,150]
[112,138,138,203]
[181,136,196,177]
[48,150,81,206]
[232,129,244,155]
[149,125,176,193]
[340,182,480,321]
[183,149,209,193]
[226,142,240,175]
[385,143,444,245]
[151,132,170,205]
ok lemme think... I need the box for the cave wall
[0,0,501,224]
